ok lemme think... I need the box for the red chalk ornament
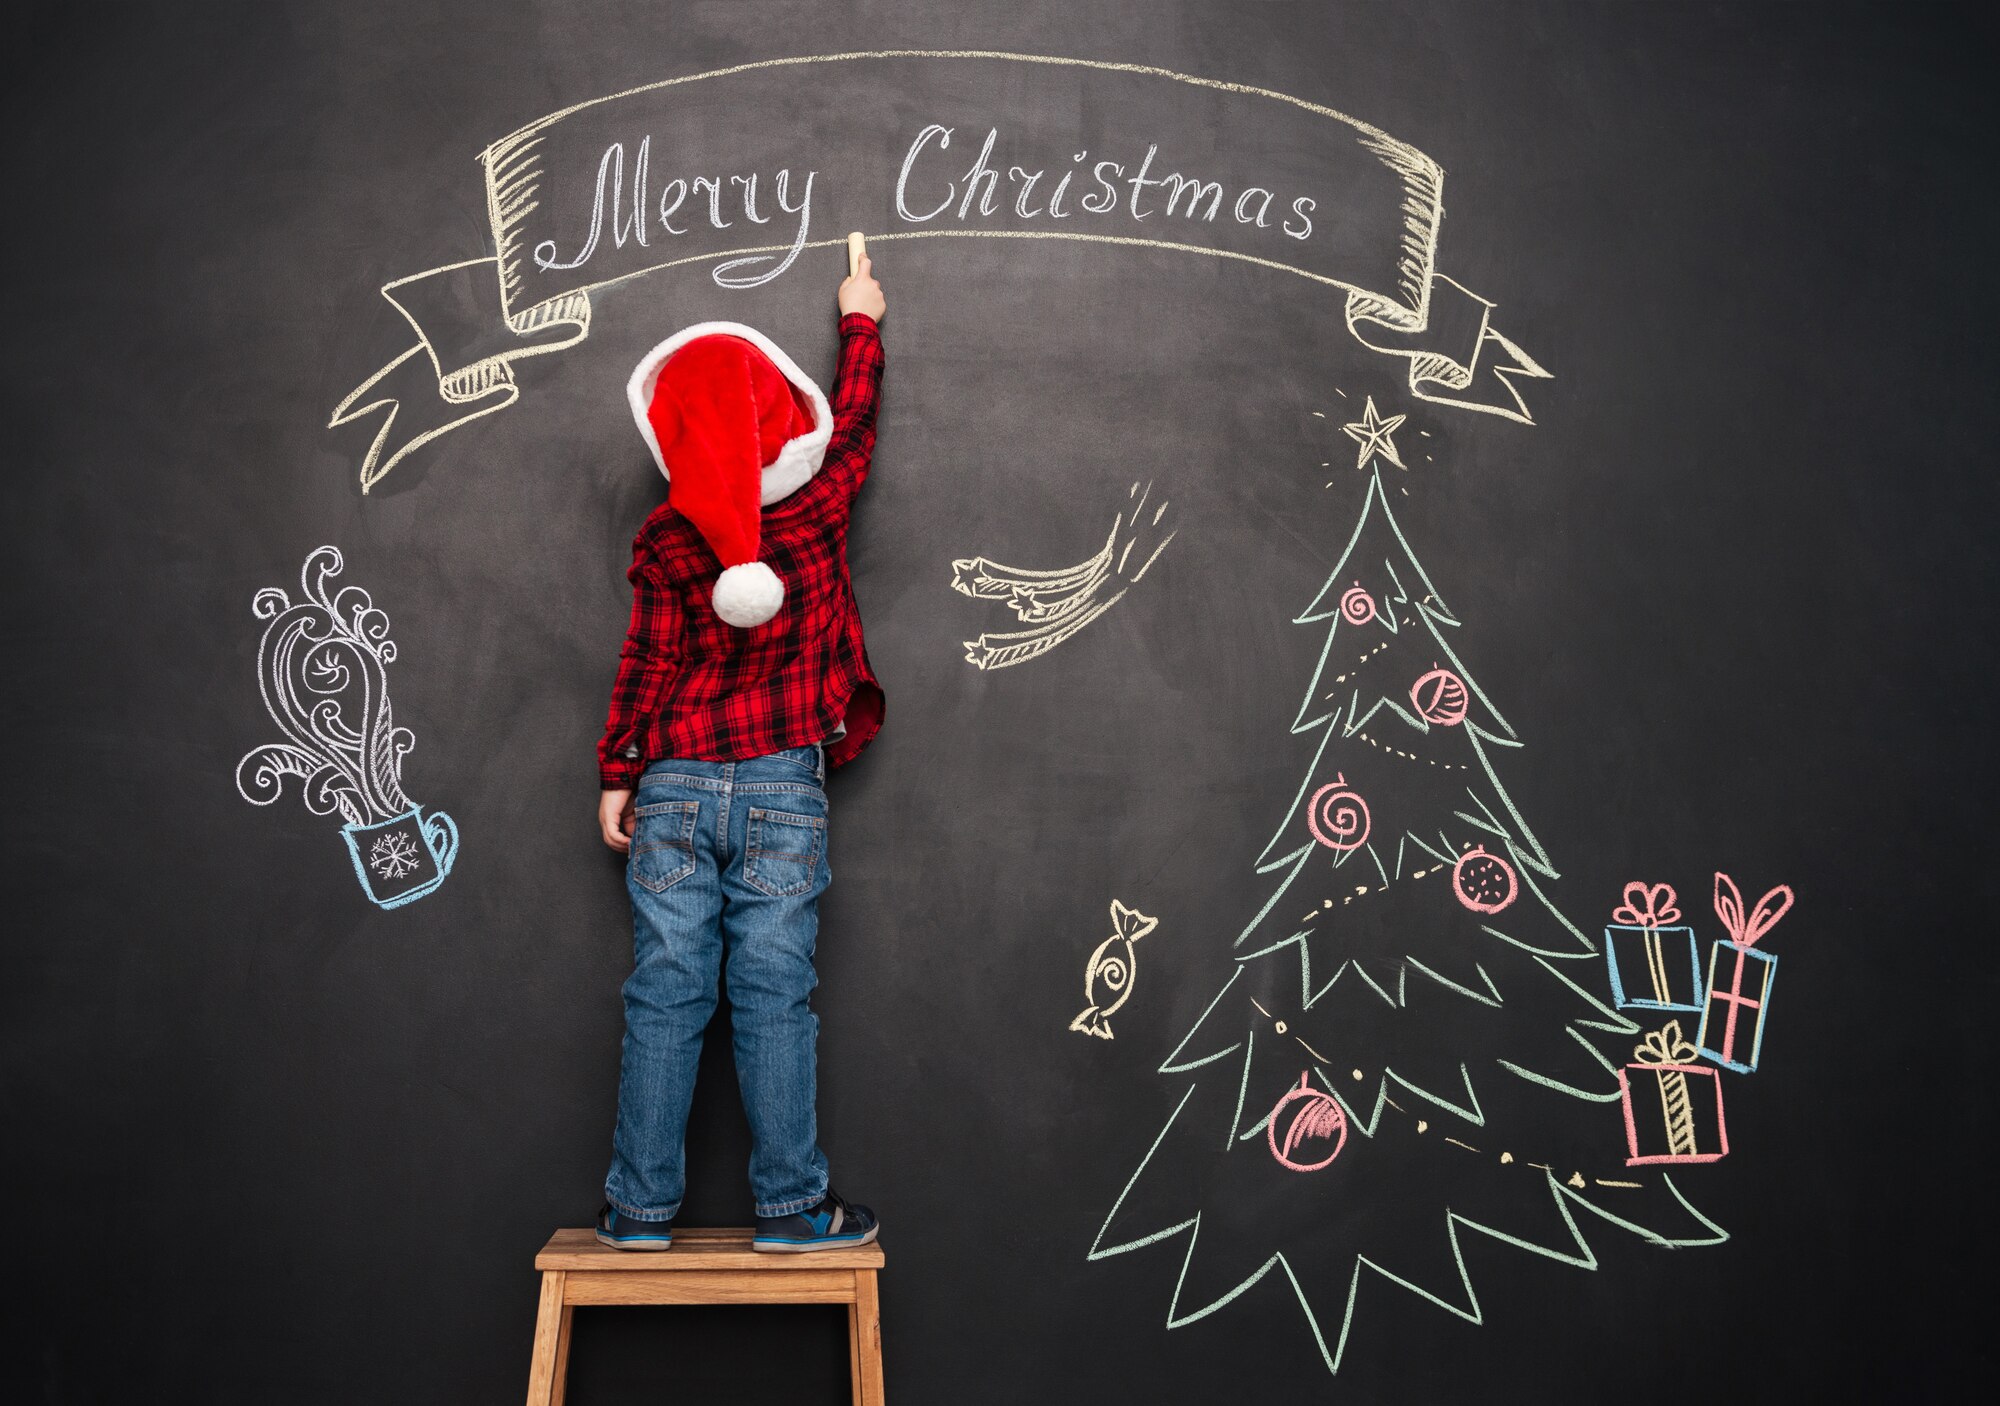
[1307,775,1371,852]
[1268,1072,1349,1172]
[1453,845,1519,914]
[1411,666,1470,727]
[1338,584,1376,626]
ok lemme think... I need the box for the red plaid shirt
[598,314,886,789]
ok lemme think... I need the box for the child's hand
[599,788,635,854]
[838,255,884,322]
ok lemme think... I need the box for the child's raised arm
[824,256,886,501]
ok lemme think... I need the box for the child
[592,258,887,1252]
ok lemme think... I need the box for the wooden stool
[525,1227,886,1405]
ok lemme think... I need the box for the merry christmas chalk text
[532,124,1322,291]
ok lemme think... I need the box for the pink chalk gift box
[1617,1020,1728,1166]
[1696,873,1792,1074]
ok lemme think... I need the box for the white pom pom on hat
[712,561,786,628]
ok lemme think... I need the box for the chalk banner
[333,51,1548,492]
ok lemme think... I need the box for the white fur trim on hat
[627,321,834,506]
[712,561,784,628]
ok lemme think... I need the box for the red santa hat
[626,322,833,627]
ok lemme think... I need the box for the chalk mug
[342,805,459,909]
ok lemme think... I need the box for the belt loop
[815,742,825,785]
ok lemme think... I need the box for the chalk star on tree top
[1342,396,1408,471]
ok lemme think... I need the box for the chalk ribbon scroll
[333,51,1548,491]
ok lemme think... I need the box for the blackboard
[7,3,1994,1402]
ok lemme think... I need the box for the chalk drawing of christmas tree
[1088,456,1728,1376]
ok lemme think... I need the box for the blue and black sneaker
[595,1203,674,1251]
[753,1190,879,1253]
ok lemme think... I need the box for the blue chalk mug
[342,805,459,909]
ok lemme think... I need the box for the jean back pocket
[630,798,700,893]
[743,807,825,897]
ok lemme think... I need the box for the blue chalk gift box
[1604,924,1705,1012]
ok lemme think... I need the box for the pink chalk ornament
[1268,1072,1349,1171]
[1410,666,1470,727]
[1453,845,1519,914]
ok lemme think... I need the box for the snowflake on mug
[369,830,423,881]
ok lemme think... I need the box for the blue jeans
[604,743,832,1221]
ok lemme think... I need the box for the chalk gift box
[342,805,459,909]
[1696,873,1792,1073]
[1617,1021,1728,1166]
[1602,883,1704,1012]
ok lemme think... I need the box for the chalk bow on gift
[1713,872,1793,949]
[1612,882,1680,929]
[1633,1021,1697,1065]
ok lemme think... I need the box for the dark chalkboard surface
[7,3,1994,1402]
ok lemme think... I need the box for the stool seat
[525,1227,886,1404]
[537,1225,885,1272]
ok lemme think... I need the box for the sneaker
[753,1190,879,1253]
[595,1203,674,1251]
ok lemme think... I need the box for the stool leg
[847,1291,863,1404]
[854,1269,885,1406]
[550,1304,575,1406]
[525,1270,568,1406]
